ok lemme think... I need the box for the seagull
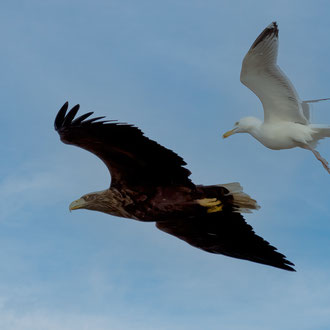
[223,22,330,173]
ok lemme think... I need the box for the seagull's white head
[223,117,262,138]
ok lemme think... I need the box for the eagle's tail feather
[218,182,260,213]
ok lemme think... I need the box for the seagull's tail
[218,182,260,213]
[310,124,330,140]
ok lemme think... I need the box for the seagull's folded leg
[304,145,330,174]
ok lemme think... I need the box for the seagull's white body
[245,119,315,150]
[223,22,330,173]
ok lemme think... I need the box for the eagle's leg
[196,198,223,213]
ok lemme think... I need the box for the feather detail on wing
[55,102,193,189]
[156,211,295,271]
[240,22,308,124]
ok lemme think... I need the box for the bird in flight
[223,22,330,173]
[55,102,295,271]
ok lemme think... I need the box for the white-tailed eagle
[55,102,295,271]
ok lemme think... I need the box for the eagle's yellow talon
[197,198,223,213]
[207,205,223,213]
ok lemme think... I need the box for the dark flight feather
[55,103,193,188]
[251,21,278,50]
[156,212,294,271]
[71,112,94,125]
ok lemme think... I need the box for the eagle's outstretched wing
[55,102,193,188]
[156,211,295,271]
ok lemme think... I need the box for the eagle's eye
[84,195,96,202]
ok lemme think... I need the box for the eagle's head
[69,189,133,218]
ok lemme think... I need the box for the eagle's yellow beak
[223,128,237,139]
[69,198,85,211]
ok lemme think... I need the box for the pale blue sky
[1,0,330,329]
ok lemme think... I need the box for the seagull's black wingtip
[270,21,279,37]
[251,21,279,49]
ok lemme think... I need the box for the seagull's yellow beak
[223,128,237,139]
[69,198,85,211]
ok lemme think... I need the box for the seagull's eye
[235,121,239,126]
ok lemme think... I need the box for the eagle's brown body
[75,184,241,221]
[56,102,295,271]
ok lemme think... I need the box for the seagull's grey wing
[301,101,311,122]
[240,22,308,124]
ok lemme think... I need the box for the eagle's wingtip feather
[54,102,69,130]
